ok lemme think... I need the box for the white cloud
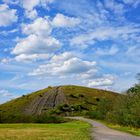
[52,13,81,27]
[0,58,12,64]
[95,45,119,56]
[21,0,55,11]
[22,0,40,11]
[100,60,140,74]
[104,0,124,16]
[15,54,50,62]
[25,9,38,20]
[0,89,13,97]
[0,89,19,103]
[123,0,140,7]
[70,25,140,47]
[0,28,18,36]
[12,17,62,62]
[2,0,19,4]
[21,0,55,19]
[29,52,96,76]
[12,13,81,62]
[52,52,74,62]
[22,17,52,36]
[78,69,97,79]
[12,34,61,55]
[0,4,18,26]
[126,46,140,57]
[87,75,115,87]
[54,58,96,74]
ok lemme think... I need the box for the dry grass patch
[0,121,91,140]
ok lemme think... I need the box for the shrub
[78,94,85,98]
[69,94,77,98]
[35,114,67,123]
[0,113,35,123]
[0,112,68,124]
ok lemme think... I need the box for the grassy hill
[0,85,119,119]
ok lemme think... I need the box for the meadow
[0,121,91,140]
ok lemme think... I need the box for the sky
[0,0,140,103]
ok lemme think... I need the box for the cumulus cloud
[15,54,50,62]
[0,4,18,26]
[21,0,55,10]
[78,69,98,80]
[12,17,63,62]
[22,0,40,11]
[29,52,115,90]
[87,75,115,87]
[12,14,81,62]
[20,0,55,19]
[22,17,52,36]
[51,52,74,62]
[3,0,54,20]
[12,34,61,61]
[52,13,81,27]
[25,9,38,20]
[70,25,140,47]
[29,52,96,76]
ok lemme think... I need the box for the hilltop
[0,85,119,117]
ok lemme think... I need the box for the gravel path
[69,117,140,140]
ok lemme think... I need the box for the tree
[136,73,140,83]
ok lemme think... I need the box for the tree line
[88,73,140,128]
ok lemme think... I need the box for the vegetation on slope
[0,88,50,115]
[88,74,140,128]
[0,85,118,123]
[106,123,140,136]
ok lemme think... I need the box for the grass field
[107,123,140,136]
[0,121,91,140]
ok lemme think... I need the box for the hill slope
[0,85,119,116]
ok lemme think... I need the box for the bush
[0,113,35,123]
[69,94,78,98]
[105,83,140,128]
[35,114,67,123]
[0,112,67,124]
[86,110,102,119]
[78,94,85,98]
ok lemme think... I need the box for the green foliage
[86,83,140,128]
[106,123,140,136]
[0,113,35,123]
[0,87,50,116]
[86,74,140,128]
[87,98,113,120]
[0,85,118,123]
[0,110,67,123]
[35,114,67,123]
[106,89,140,127]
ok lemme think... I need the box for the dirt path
[69,117,140,140]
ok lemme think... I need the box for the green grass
[106,123,140,136]
[0,85,118,117]
[0,87,50,115]
[0,121,91,140]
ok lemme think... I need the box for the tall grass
[0,121,91,140]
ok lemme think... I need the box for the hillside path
[69,117,140,140]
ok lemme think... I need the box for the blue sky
[0,0,140,103]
